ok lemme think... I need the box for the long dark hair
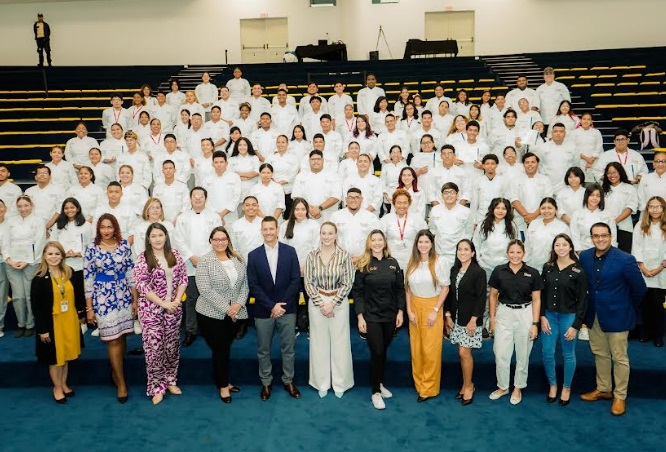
[56,197,86,230]
[601,162,630,194]
[94,213,123,245]
[284,197,311,240]
[397,167,420,192]
[353,114,374,139]
[546,233,579,266]
[480,198,516,240]
[231,137,256,157]
[143,223,177,271]
[452,239,479,269]
[401,103,419,120]
[226,126,241,152]
[583,183,605,210]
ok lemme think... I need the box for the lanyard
[345,118,354,133]
[616,151,628,166]
[132,106,143,120]
[150,134,162,145]
[397,213,408,241]
[113,109,121,123]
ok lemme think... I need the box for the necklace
[101,240,116,248]
[52,272,66,296]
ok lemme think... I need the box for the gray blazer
[195,251,249,320]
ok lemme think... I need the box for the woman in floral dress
[84,213,136,403]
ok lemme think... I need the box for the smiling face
[63,201,79,220]
[591,225,612,253]
[75,123,87,138]
[587,189,601,210]
[44,245,63,268]
[393,193,410,216]
[523,155,538,175]
[147,200,163,222]
[242,197,258,217]
[17,198,33,218]
[293,201,307,221]
[118,167,133,185]
[605,165,621,186]
[493,201,507,221]
[507,243,525,265]
[210,230,229,254]
[568,171,581,189]
[647,198,665,220]
[539,201,556,221]
[345,191,363,211]
[88,148,101,165]
[456,241,474,265]
[370,232,386,255]
[320,223,337,247]
[261,220,278,245]
[416,234,433,256]
[78,168,92,185]
[99,219,115,240]
[553,236,572,259]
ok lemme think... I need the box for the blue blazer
[247,242,301,319]
[580,246,647,332]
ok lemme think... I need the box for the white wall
[1,0,665,66]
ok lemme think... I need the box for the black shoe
[639,336,649,343]
[54,395,67,404]
[455,392,463,400]
[417,395,432,403]
[220,393,232,404]
[547,395,557,403]
[655,337,664,348]
[182,333,197,347]
[229,386,241,393]
[64,390,76,398]
[461,394,474,406]
[236,323,248,340]
[559,398,570,407]
[482,328,490,339]
[24,328,34,337]
[359,332,367,340]
[14,328,25,338]
[117,395,128,404]
[128,347,144,356]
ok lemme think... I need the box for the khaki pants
[588,316,630,400]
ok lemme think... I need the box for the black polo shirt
[489,263,543,306]
[352,256,406,323]
[540,262,588,329]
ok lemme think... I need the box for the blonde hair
[447,114,469,136]
[36,241,72,281]
[142,197,165,222]
[355,229,391,272]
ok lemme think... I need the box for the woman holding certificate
[3,195,47,338]
[51,198,93,283]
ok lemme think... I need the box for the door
[424,11,475,57]
[240,18,289,63]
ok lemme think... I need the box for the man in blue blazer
[247,216,302,401]
[579,223,646,416]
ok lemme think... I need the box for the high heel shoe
[53,388,67,404]
[546,395,557,403]
[64,390,76,398]
[455,392,464,400]
[229,385,241,393]
[219,391,232,404]
[559,398,570,407]
[461,387,475,406]
[117,395,128,404]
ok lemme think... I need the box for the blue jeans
[541,311,577,388]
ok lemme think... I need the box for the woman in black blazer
[444,239,487,406]
[31,241,85,404]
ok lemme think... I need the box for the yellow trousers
[409,295,443,397]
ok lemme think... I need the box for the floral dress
[84,240,135,341]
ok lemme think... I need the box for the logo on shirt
[571,267,581,273]
[390,265,397,270]
[523,272,531,277]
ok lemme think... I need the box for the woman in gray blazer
[195,226,249,404]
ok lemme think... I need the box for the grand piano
[294,43,348,62]
[403,39,458,58]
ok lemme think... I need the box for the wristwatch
[318,205,324,211]
[532,321,539,326]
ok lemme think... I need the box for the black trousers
[283,193,294,220]
[36,38,51,66]
[197,314,237,388]
[297,277,310,332]
[616,229,632,253]
[366,321,395,394]
[641,288,665,339]
[183,276,199,334]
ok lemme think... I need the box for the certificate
[10,243,34,263]
[520,130,539,146]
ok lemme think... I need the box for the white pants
[493,303,534,390]
[308,294,354,393]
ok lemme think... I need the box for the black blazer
[30,269,85,365]
[444,262,487,327]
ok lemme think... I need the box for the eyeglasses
[211,238,228,243]
[442,189,457,195]
[591,234,611,239]
[614,138,628,142]
[654,159,666,164]
[647,205,664,210]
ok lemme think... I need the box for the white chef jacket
[116,150,152,190]
[356,86,386,116]
[604,183,638,232]
[342,172,384,215]
[65,136,99,167]
[524,217,570,271]
[67,183,105,219]
[632,222,666,288]
[428,202,474,261]
[380,211,427,270]
[291,170,342,223]
[535,140,579,193]
[569,207,617,251]
[174,208,222,275]
[152,180,190,223]
[330,208,380,258]
[536,81,571,125]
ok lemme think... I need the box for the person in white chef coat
[536,67,571,128]
[428,182,473,263]
[291,150,342,223]
[330,188,380,261]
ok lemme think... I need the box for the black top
[540,262,589,330]
[444,263,487,327]
[353,256,406,323]
[488,263,544,306]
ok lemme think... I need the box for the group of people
[0,67,664,416]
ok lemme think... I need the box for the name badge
[60,300,69,313]
[572,267,581,273]
[523,272,531,277]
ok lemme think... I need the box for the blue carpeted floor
[1,319,665,452]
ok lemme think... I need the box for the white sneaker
[0,330,4,338]
[578,326,589,341]
[371,393,386,410]
[379,384,392,399]
[318,390,328,398]
[91,328,100,337]
[334,391,344,399]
